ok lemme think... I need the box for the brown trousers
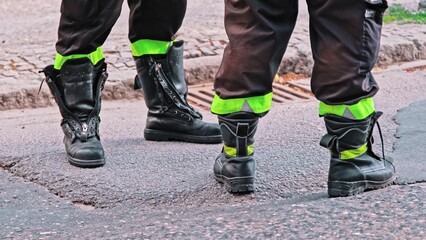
[215,0,388,105]
[56,0,187,56]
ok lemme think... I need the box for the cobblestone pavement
[0,0,425,110]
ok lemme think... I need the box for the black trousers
[56,0,187,56]
[215,0,388,105]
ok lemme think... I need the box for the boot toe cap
[66,139,105,167]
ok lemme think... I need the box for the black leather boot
[321,112,396,197]
[213,112,259,193]
[41,59,107,168]
[134,41,221,144]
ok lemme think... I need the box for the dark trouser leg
[307,0,386,105]
[127,0,186,43]
[127,0,186,57]
[308,0,395,196]
[214,0,298,103]
[56,0,124,57]
[211,0,298,193]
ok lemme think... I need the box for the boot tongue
[162,41,187,97]
[61,59,96,120]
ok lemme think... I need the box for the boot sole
[144,129,222,144]
[67,155,105,168]
[214,174,255,193]
[328,175,397,197]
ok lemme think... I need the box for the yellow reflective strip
[131,39,173,57]
[224,145,237,157]
[223,145,253,157]
[319,98,375,120]
[54,47,104,70]
[247,145,253,155]
[211,93,273,115]
[340,143,368,160]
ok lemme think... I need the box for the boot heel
[328,181,365,197]
[144,129,172,141]
[145,129,222,143]
[219,176,255,193]
[67,155,105,168]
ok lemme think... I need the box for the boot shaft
[134,56,166,111]
[219,112,259,157]
[158,40,187,97]
[321,112,382,160]
[43,59,106,114]
[41,59,107,142]
[61,59,98,119]
[134,41,200,119]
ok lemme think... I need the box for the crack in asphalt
[0,155,100,209]
[1,153,425,211]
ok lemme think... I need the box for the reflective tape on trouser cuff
[211,93,273,115]
[54,47,105,70]
[131,39,173,57]
[340,143,368,160]
[319,97,375,120]
[224,145,253,157]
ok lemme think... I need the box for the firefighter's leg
[129,0,221,143]
[211,0,299,193]
[56,0,124,60]
[43,0,124,167]
[307,0,396,197]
